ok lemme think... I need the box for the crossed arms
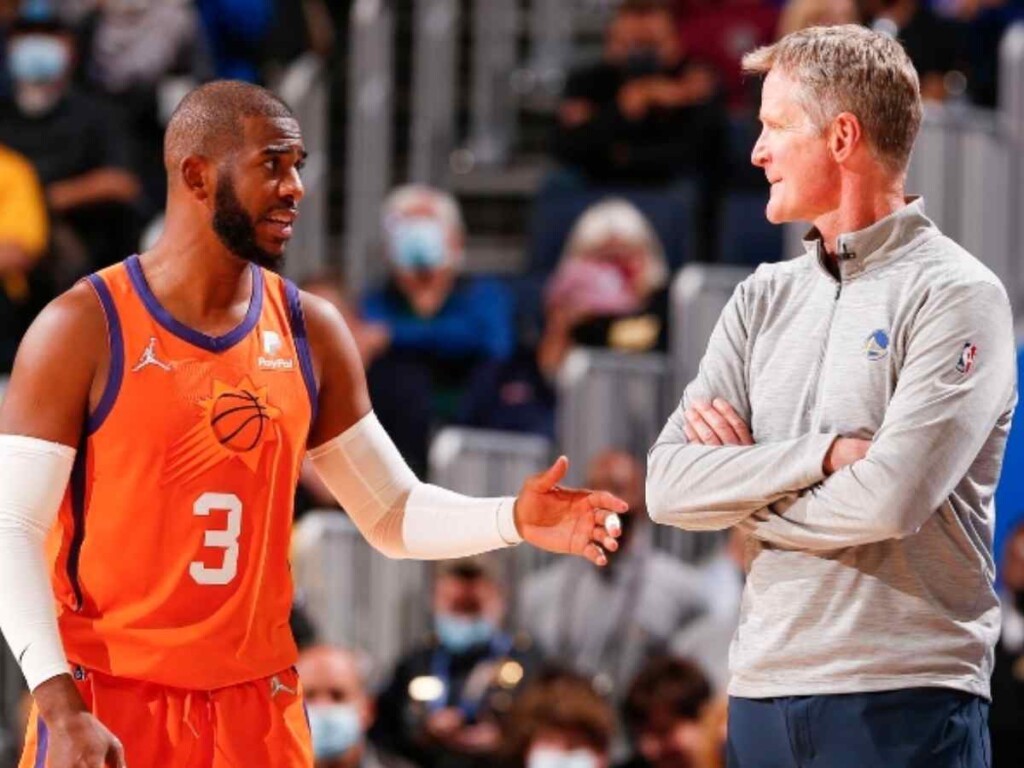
[646,279,1017,551]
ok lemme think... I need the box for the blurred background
[1,0,1024,766]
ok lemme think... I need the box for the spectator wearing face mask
[297,645,384,768]
[538,199,670,377]
[504,670,615,768]
[551,0,727,188]
[361,185,515,475]
[618,657,720,768]
[456,202,668,440]
[371,557,542,768]
[991,520,1024,767]
[0,12,142,283]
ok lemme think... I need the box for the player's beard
[212,172,284,271]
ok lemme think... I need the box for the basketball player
[646,26,1016,768]
[0,81,627,768]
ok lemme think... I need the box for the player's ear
[181,156,210,201]
[829,112,861,165]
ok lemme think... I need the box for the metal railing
[408,0,460,184]
[465,0,521,168]
[344,0,395,292]
[292,512,430,675]
[556,348,671,487]
[669,264,752,399]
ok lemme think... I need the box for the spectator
[618,656,720,768]
[991,521,1024,766]
[538,199,670,376]
[362,185,514,475]
[297,644,384,768]
[0,13,142,282]
[519,451,708,701]
[675,0,781,112]
[0,143,49,372]
[372,557,543,768]
[858,0,968,101]
[551,0,727,188]
[504,671,616,768]
[458,200,668,440]
[777,0,858,36]
[77,0,212,210]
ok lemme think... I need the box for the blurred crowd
[2,0,1024,765]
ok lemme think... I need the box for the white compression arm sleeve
[307,412,523,558]
[0,435,73,690]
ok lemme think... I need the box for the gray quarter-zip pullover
[647,199,1017,699]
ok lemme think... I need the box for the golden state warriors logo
[165,376,281,483]
[864,329,890,362]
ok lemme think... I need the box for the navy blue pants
[728,688,991,768]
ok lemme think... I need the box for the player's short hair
[164,80,295,173]
[742,24,923,174]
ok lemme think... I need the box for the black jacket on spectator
[552,59,727,187]
[0,89,131,186]
[371,633,543,768]
[0,89,141,275]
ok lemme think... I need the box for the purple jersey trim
[284,279,319,424]
[125,254,264,353]
[85,274,124,435]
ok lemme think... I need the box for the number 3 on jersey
[189,492,242,585]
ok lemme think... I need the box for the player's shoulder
[24,279,107,360]
[294,287,347,343]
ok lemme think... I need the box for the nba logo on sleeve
[955,342,977,375]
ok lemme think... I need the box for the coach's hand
[34,676,126,768]
[514,456,628,567]
[684,398,753,446]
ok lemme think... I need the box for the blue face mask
[8,35,69,84]
[434,613,496,654]
[308,703,363,760]
[527,747,601,768]
[387,219,448,272]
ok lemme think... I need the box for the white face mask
[308,703,363,760]
[526,746,601,768]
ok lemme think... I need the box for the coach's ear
[828,111,862,166]
[181,155,211,202]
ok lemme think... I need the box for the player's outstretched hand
[46,711,126,768]
[514,456,628,567]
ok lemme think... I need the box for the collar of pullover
[802,196,936,281]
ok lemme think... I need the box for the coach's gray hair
[742,25,922,174]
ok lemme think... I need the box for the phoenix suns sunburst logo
[165,377,280,483]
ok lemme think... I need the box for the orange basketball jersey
[49,254,317,690]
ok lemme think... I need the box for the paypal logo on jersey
[864,329,890,362]
[258,330,295,371]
